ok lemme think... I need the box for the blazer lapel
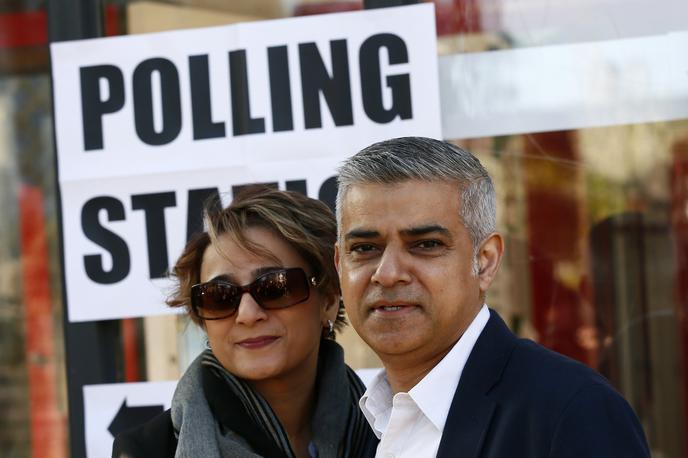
[436,310,516,458]
[436,398,496,458]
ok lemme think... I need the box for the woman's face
[199,226,336,381]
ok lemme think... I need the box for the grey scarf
[170,350,257,458]
[170,340,375,458]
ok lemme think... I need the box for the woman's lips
[236,336,279,349]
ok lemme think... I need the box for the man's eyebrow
[344,229,380,241]
[401,224,452,238]
[344,225,452,241]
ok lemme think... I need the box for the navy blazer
[436,310,650,458]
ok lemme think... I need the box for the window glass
[1,0,685,456]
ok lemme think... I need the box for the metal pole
[48,0,103,42]
[47,1,120,457]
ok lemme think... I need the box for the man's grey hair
[336,136,496,254]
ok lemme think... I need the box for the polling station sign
[84,381,177,457]
[50,4,442,322]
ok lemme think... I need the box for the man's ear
[477,232,504,293]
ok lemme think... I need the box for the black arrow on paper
[108,399,165,437]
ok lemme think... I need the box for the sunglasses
[190,267,317,320]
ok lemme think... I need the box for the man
[334,137,650,457]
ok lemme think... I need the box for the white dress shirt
[359,305,491,458]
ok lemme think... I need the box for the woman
[112,186,377,458]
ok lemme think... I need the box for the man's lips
[369,302,419,314]
[236,336,279,349]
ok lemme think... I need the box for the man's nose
[371,246,411,287]
[234,292,268,326]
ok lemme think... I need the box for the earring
[326,319,335,339]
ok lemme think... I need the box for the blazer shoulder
[514,337,608,385]
[112,409,177,458]
[550,381,650,457]
[480,311,608,396]
[501,337,615,413]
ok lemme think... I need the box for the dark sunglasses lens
[193,283,240,319]
[252,269,309,309]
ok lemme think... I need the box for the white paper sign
[440,31,688,139]
[84,381,177,458]
[50,4,442,322]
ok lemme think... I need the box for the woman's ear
[321,293,340,323]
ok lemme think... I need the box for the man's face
[336,180,486,367]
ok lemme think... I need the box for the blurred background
[1,0,687,456]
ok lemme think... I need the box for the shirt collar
[359,368,393,438]
[409,304,490,430]
[359,304,491,434]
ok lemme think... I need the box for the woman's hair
[167,186,346,334]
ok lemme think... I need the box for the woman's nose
[233,292,268,325]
